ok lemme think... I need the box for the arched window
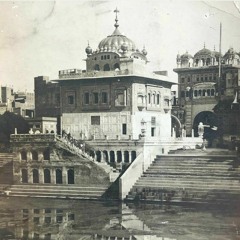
[198,90,202,96]
[203,89,206,96]
[124,151,129,163]
[67,169,74,184]
[103,64,110,71]
[207,89,211,96]
[33,169,39,183]
[94,64,100,71]
[96,151,101,162]
[110,151,115,163]
[56,169,63,184]
[89,151,95,159]
[157,93,160,105]
[43,148,50,160]
[21,150,27,160]
[153,93,156,104]
[114,63,120,70]
[131,151,136,161]
[44,169,51,183]
[21,169,28,183]
[194,90,198,97]
[32,151,38,161]
[117,151,122,163]
[211,89,215,96]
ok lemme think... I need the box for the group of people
[61,130,85,152]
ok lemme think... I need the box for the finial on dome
[114,7,119,28]
[204,42,206,49]
[85,41,92,55]
[214,45,215,51]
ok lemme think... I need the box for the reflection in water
[0,197,239,239]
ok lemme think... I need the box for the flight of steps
[6,184,109,199]
[0,153,14,184]
[126,153,240,204]
[56,137,118,181]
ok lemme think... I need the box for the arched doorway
[21,150,27,160]
[21,169,28,183]
[193,111,220,145]
[56,169,63,184]
[33,169,39,183]
[96,151,101,162]
[67,169,74,184]
[32,151,38,161]
[43,148,50,160]
[131,151,136,161]
[171,115,182,137]
[103,64,110,71]
[44,169,51,183]
[117,151,122,163]
[124,151,129,163]
[110,151,115,163]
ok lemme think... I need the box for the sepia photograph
[0,0,240,239]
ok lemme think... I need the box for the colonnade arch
[20,168,74,185]
[89,150,137,163]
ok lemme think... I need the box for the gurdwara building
[35,11,175,146]
[173,45,240,145]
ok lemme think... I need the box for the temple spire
[114,8,119,28]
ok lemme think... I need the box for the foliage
[0,111,29,143]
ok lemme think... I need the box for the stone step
[136,179,240,186]
[146,167,234,173]
[133,182,240,190]
[9,184,108,191]
[9,187,105,193]
[141,174,240,181]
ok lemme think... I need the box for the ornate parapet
[10,134,57,143]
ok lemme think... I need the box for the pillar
[27,151,32,162]
[39,168,44,184]
[28,167,33,184]
[62,167,68,184]
[51,169,56,184]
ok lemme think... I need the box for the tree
[0,111,29,143]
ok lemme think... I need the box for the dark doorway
[96,151,101,162]
[32,151,38,161]
[21,151,27,160]
[56,169,63,184]
[33,169,39,183]
[67,169,74,184]
[110,151,115,163]
[131,151,136,161]
[193,111,220,145]
[124,151,129,163]
[117,151,122,163]
[43,148,50,160]
[44,169,51,183]
[21,169,28,183]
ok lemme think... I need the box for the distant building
[0,86,35,118]
[173,45,240,144]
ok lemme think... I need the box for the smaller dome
[194,48,212,58]
[85,44,92,55]
[181,51,193,59]
[224,47,239,60]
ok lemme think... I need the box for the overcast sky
[1,0,240,92]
